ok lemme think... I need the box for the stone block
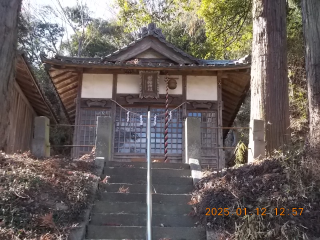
[32,116,50,158]
[184,117,201,164]
[248,119,265,162]
[189,158,202,185]
[95,116,112,161]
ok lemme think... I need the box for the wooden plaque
[139,71,159,99]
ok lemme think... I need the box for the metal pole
[146,111,152,240]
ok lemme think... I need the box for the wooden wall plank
[6,83,36,153]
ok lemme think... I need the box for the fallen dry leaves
[0,151,98,239]
[118,186,130,193]
[193,158,320,239]
[39,213,56,229]
[101,175,111,184]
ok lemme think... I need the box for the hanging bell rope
[164,76,170,162]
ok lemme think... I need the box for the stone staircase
[85,161,206,240]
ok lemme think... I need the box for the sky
[23,0,117,20]
[21,0,118,53]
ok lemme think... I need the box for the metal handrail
[146,111,152,240]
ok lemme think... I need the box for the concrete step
[92,201,193,215]
[90,213,198,227]
[105,161,190,170]
[98,192,192,203]
[86,226,206,240]
[99,183,194,194]
[104,174,193,185]
[103,167,191,178]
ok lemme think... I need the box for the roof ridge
[101,23,199,64]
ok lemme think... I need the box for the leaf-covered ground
[192,156,320,240]
[0,151,98,240]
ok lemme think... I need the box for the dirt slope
[192,157,320,240]
[0,151,98,240]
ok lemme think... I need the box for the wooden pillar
[72,69,83,159]
[110,73,117,160]
[182,74,187,163]
[217,71,225,170]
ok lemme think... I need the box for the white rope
[153,114,157,126]
[140,115,143,126]
[109,99,188,118]
[127,111,130,123]
[169,111,172,122]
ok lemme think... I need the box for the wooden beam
[58,82,78,95]
[222,76,248,88]
[222,85,244,96]
[182,74,187,163]
[53,73,78,86]
[62,93,77,103]
[83,68,218,76]
[60,88,78,99]
[111,73,118,160]
[217,71,224,169]
[222,92,241,102]
[20,57,58,123]
[227,72,250,82]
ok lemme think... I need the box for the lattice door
[114,106,183,156]
[74,108,111,158]
[188,111,219,168]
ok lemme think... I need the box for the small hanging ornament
[168,78,177,90]
[153,114,157,127]
[127,111,130,123]
[140,115,143,126]
[169,111,172,122]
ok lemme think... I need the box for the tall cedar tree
[0,0,22,150]
[302,1,320,155]
[249,0,290,158]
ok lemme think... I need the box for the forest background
[1,1,318,239]
[20,0,307,162]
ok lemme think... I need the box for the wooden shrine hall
[41,23,251,169]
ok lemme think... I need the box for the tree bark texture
[302,0,320,154]
[0,0,21,151]
[249,0,290,158]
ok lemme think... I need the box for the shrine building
[41,23,251,169]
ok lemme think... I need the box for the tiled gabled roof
[42,54,251,70]
[101,23,199,64]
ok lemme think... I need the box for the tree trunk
[0,0,22,151]
[302,0,320,155]
[249,0,290,160]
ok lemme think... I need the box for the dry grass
[192,151,320,240]
[0,151,99,239]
